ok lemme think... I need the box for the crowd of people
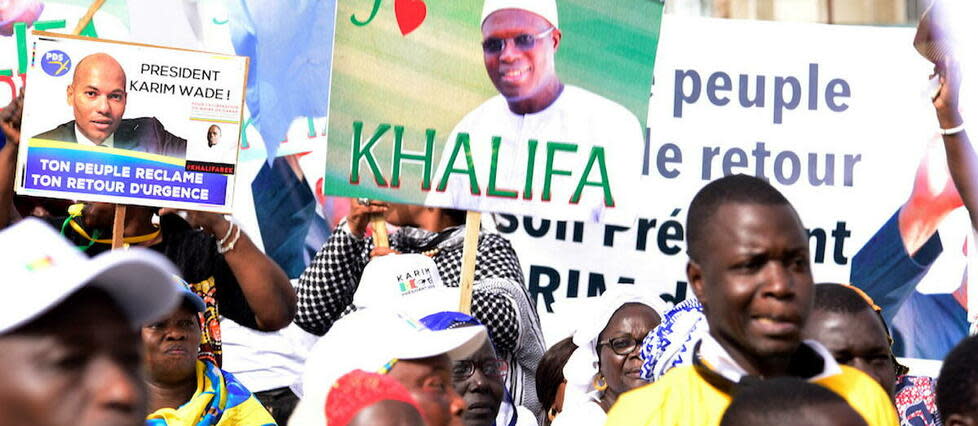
[1,1,976,426]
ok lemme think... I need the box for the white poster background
[502,15,976,346]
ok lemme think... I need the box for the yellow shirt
[604,364,898,426]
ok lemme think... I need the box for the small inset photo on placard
[185,122,237,175]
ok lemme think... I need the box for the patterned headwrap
[639,298,710,382]
[326,369,422,426]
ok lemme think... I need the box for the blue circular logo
[40,50,72,77]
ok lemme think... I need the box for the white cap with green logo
[0,218,181,334]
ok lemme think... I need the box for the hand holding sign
[932,58,963,130]
[158,207,230,238]
[347,199,388,238]
[0,88,23,144]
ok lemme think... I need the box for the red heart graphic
[394,0,427,36]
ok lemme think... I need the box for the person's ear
[551,28,562,51]
[66,84,73,106]
[945,413,978,426]
[687,260,706,304]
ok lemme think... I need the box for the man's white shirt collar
[698,334,842,383]
[74,124,114,149]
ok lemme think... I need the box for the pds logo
[40,50,71,77]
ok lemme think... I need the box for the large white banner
[502,15,976,348]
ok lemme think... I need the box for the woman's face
[597,303,661,397]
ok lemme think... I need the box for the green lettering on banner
[351,0,382,26]
[350,121,390,186]
[307,117,317,138]
[572,147,614,207]
[239,116,254,150]
[35,20,67,31]
[0,21,67,77]
[436,132,480,195]
[78,19,98,38]
[391,126,434,190]
[523,139,538,200]
[542,142,577,202]
[487,137,518,198]
[15,23,27,75]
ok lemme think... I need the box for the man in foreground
[605,174,898,425]
[0,218,182,426]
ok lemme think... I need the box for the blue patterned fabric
[639,298,709,382]
[145,360,276,425]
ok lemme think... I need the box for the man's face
[388,354,466,426]
[453,342,504,426]
[482,9,560,104]
[0,288,145,426]
[689,202,814,366]
[141,304,200,385]
[598,303,661,396]
[384,203,425,228]
[67,54,127,144]
[804,308,897,397]
[207,126,220,147]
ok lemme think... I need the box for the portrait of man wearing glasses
[427,0,644,221]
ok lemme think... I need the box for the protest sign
[0,1,334,278]
[322,0,664,223]
[15,31,248,212]
[501,15,976,356]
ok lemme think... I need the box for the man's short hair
[535,336,577,411]
[937,335,978,421]
[813,283,875,315]
[686,174,792,261]
[720,377,854,426]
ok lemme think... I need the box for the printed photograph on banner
[323,0,664,223]
[15,31,248,212]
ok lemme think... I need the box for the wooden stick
[457,211,481,314]
[370,214,389,248]
[73,0,106,35]
[111,204,126,249]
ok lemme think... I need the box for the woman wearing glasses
[555,288,663,426]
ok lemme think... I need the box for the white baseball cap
[291,309,487,425]
[353,253,460,320]
[481,0,559,28]
[0,218,182,334]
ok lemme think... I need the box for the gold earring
[547,407,559,421]
[593,375,608,391]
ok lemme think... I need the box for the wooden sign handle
[111,204,126,249]
[75,0,116,249]
[73,0,106,35]
[370,214,389,248]
[458,211,481,314]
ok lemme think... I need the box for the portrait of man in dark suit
[33,52,187,158]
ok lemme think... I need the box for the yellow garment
[604,365,898,426]
[146,361,276,426]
